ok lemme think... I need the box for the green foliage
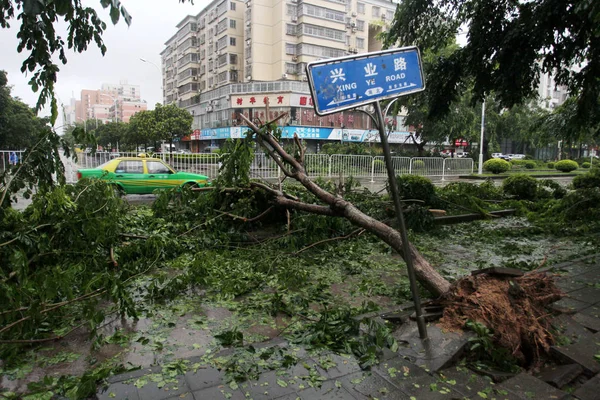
[320,142,381,156]
[502,174,538,201]
[572,168,600,190]
[465,320,519,373]
[0,180,141,360]
[94,122,128,150]
[554,160,578,173]
[384,0,600,132]
[538,179,567,199]
[582,162,591,169]
[483,159,510,174]
[524,161,536,169]
[412,159,425,169]
[547,162,555,169]
[154,103,193,144]
[0,71,48,149]
[1,129,73,208]
[218,137,255,187]
[532,188,600,234]
[393,174,437,205]
[437,180,504,216]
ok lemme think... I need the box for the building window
[285,63,297,75]
[357,3,365,14]
[230,37,236,46]
[356,20,365,31]
[230,2,236,10]
[230,19,236,28]
[286,24,297,35]
[285,43,296,55]
[386,10,394,21]
[302,23,345,42]
[230,54,238,65]
[356,38,364,49]
[372,7,380,18]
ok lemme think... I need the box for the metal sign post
[306,46,428,339]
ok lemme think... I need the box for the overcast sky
[0,0,211,125]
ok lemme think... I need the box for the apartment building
[537,70,568,110]
[73,81,148,124]
[162,0,410,152]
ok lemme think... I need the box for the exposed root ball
[438,272,564,365]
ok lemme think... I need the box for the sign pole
[374,101,428,340]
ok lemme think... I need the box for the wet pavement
[95,254,600,400]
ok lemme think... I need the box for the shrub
[547,162,555,169]
[502,174,538,200]
[572,168,600,189]
[554,160,578,172]
[582,162,591,169]
[525,161,536,169]
[412,159,425,169]
[483,158,511,174]
[394,174,437,205]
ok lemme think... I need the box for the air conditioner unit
[352,12,357,17]
[246,75,252,80]
[301,76,308,82]
[351,28,356,33]
[192,76,198,81]
[292,56,298,62]
[209,39,213,44]
[291,16,297,22]
[246,21,251,27]
[207,106,213,112]
[282,73,288,79]
[381,14,387,20]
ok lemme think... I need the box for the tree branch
[214,206,274,223]
[295,228,365,255]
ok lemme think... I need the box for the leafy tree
[128,109,158,150]
[0,70,48,149]
[94,121,127,150]
[154,103,193,153]
[385,0,600,133]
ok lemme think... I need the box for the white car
[457,152,470,158]
[492,153,511,161]
[508,154,526,160]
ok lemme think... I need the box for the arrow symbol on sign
[365,87,383,96]
[327,94,357,106]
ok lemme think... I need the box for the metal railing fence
[2,150,474,184]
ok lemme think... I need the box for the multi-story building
[162,0,413,152]
[73,81,148,124]
[537,70,568,111]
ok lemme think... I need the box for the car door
[113,160,146,194]
[145,160,177,192]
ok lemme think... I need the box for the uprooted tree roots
[438,271,564,366]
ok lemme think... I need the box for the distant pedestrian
[9,151,18,166]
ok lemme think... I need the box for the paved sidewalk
[97,254,600,400]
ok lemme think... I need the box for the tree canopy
[0,70,49,149]
[384,0,600,132]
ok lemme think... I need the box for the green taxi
[77,154,210,194]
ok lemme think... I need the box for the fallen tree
[230,113,451,297]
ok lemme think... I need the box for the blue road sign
[306,47,425,115]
